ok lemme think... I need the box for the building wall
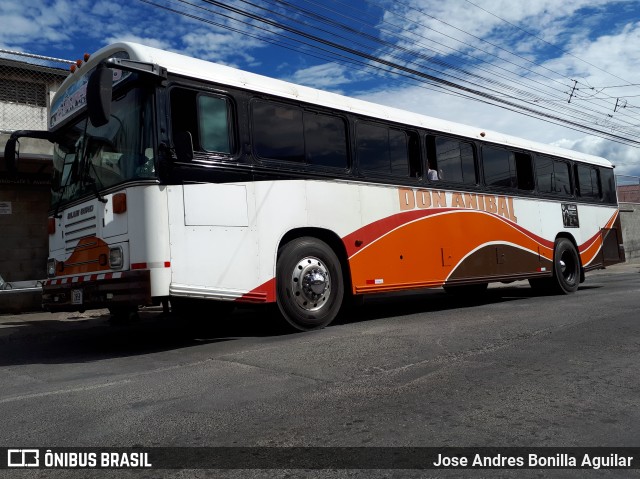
[0,182,50,282]
[0,56,67,309]
[620,203,640,263]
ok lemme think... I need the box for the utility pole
[567,80,578,103]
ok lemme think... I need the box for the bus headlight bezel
[47,258,57,277]
[109,246,124,270]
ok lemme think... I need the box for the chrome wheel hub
[291,257,331,311]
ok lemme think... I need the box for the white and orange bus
[4,43,625,330]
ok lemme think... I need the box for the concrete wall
[0,181,50,282]
[620,202,640,263]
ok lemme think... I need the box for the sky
[2,0,640,178]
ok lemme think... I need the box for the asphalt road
[1,264,639,478]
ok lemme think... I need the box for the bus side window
[407,131,421,178]
[554,160,572,195]
[433,136,476,184]
[170,88,200,157]
[535,156,554,193]
[425,135,438,180]
[483,146,533,190]
[515,152,534,190]
[389,128,409,177]
[356,122,415,178]
[576,164,601,199]
[535,156,572,196]
[600,167,616,204]
[303,111,348,169]
[357,122,389,174]
[251,100,305,162]
[197,95,232,154]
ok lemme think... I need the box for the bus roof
[62,42,613,168]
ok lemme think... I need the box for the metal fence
[0,49,72,132]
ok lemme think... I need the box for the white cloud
[553,136,640,175]
[359,80,640,176]
[285,63,358,92]
[2,0,639,177]
[104,35,173,52]
[180,30,262,66]
[353,0,640,177]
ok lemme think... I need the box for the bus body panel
[163,180,622,302]
[43,185,170,310]
[167,183,262,300]
[36,42,625,322]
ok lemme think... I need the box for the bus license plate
[71,289,83,305]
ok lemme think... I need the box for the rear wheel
[529,238,580,294]
[276,237,344,331]
[551,238,580,294]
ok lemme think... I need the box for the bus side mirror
[174,131,194,162]
[3,130,53,176]
[87,65,113,127]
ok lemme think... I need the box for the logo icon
[7,449,39,467]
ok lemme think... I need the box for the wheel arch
[278,227,353,295]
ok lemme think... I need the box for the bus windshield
[51,84,155,206]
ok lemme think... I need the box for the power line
[463,0,638,87]
[136,0,640,147]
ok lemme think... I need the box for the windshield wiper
[75,121,107,204]
[83,165,107,204]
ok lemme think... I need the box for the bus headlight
[47,258,57,277]
[109,246,124,270]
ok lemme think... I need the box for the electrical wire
[135,0,640,147]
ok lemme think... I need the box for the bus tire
[551,238,580,294]
[276,237,344,331]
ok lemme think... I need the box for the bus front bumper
[42,270,151,312]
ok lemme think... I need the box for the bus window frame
[575,163,603,202]
[480,144,535,193]
[354,118,422,184]
[249,97,352,175]
[427,133,479,187]
[195,91,236,158]
[167,82,240,164]
[533,154,575,199]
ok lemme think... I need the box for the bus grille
[64,214,98,252]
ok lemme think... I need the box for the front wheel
[276,237,344,331]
